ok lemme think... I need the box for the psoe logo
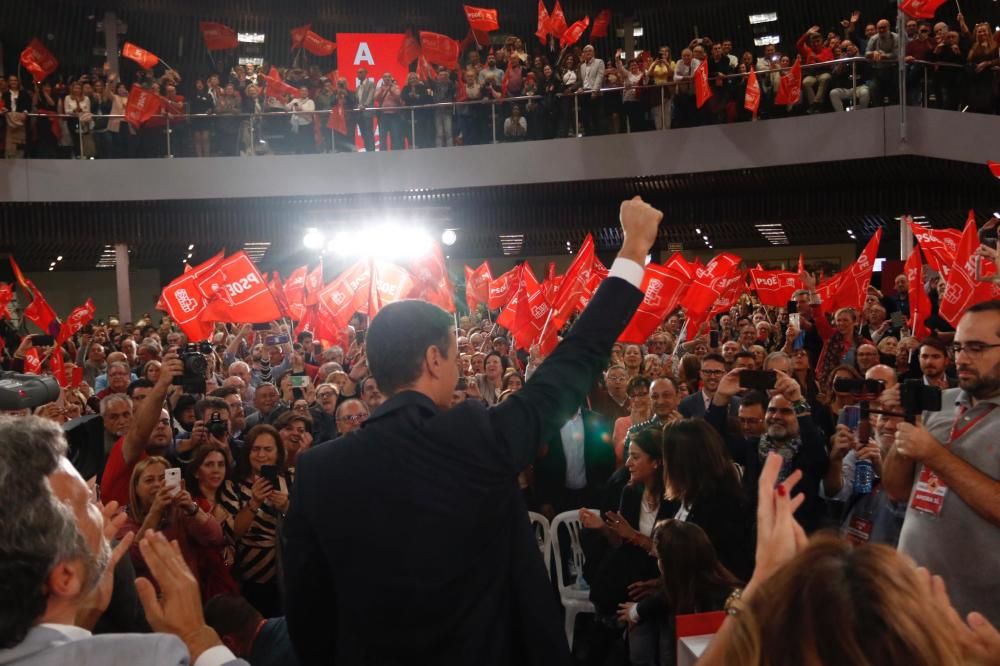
[176,289,198,314]
[644,278,663,307]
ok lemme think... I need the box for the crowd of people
[3,8,998,158]
[1,192,999,664]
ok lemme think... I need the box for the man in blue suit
[283,197,664,666]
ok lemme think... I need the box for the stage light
[441,229,457,246]
[303,228,325,250]
[330,223,434,260]
[187,244,195,251]
[56,255,63,261]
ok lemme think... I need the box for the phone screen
[789,313,801,330]
[260,465,279,488]
[290,375,310,388]
[164,468,182,497]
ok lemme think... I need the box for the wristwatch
[184,503,199,517]
[792,398,811,416]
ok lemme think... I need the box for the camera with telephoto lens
[206,410,228,438]
[175,342,213,392]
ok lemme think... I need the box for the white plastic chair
[527,511,552,577]
[550,509,599,650]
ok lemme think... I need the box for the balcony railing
[18,56,995,160]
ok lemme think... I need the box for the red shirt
[101,436,147,508]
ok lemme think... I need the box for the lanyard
[948,404,997,444]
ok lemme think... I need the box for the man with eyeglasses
[589,364,630,421]
[905,20,935,105]
[98,353,184,508]
[708,367,830,533]
[886,300,1000,627]
[308,383,340,443]
[334,399,369,435]
[679,353,736,418]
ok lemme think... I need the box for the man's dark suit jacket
[534,408,615,511]
[679,391,739,419]
[282,276,643,666]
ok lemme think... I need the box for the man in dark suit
[535,408,615,519]
[679,353,740,418]
[282,197,662,666]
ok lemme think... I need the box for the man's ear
[425,345,445,380]
[48,560,84,600]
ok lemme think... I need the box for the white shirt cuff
[194,645,239,666]
[608,258,645,289]
[628,603,641,623]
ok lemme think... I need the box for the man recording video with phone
[706,367,829,533]
[884,300,1000,627]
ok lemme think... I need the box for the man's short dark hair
[965,300,1000,318]
[734,350,756,361]
[740,390,768,410]
[204,594,262,646]
[127,378,155,396]
[702,353,727,366]
[195,396,230,421]
[918,337,948,355]
[296,331,313,344]
[367,300,453,396]
[209,386,240,399]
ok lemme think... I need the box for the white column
[115,243,132,322]
[899,217,913,261]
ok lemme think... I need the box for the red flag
[938,217,980,326]
[749,269,802,307]
[535,1,551,43]
[548,0,568,37]
[989,161,1000,179]
[199,22,239,51]
[196,252,284,325]
[900,0,948,20]
[560,16,590,49]
[268,273,293,319]
[829,230,883,311]
[259,70,301,98]
[368,260,416,319]
[19,39,58,83]
[618,264,687,343]
[904,247,933,339]
[398,29,422,67]
[8,257,29,291]
[303,264,325,307]
[283,266,308,319]
[488,265,521,309]
[664,253,695,281]
[317,260,371,328]
[23,348,42,375]
[744,69,761,115]
[710,271,749,316]
[157,252,225,341]
[56,299,96,345]
[465,262,493,311]
[302,31,337,57]
[122,42,160,69]
[680,253,743,332]
[908,219,962,278]
[499,266,549,351]
[0,283,13,319]
[775,57,802,106]
[327,99,349,135]
[419,31,460,71]
[591,10,612,39]
[797,253,805,274]
[464,5,500,32]
[290,24,312,50]
[407,245,456,313]
[22,284,59,335]
[694,61,712,109]
[49,347,68,388]
[124,84,164,128]
[537,235,597,351]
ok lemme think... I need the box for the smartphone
[290,375,310,389]
[260,464,279,488]
[264,334,290,346]
[979,223,999,247]
[164,467,182,497]
[789,313,801,330]
[890,311,907,328]
[252,323,271,331]
[709,330,720,348]
[838,404,861,432]
[31,334,55,347]
[739,370,778,391]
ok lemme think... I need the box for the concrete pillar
[104,11,120,76]
[115,243,131,322]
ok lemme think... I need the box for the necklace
[641,494,659,513]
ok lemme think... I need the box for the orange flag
[744,68,761,115]
[694,61,712,108]
[20,38,58,83]
[775,57,802,106]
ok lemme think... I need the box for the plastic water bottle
[853,458,874,495]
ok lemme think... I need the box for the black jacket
[534,408,615,507]
[706,401,830,534]
[282,276,643,666]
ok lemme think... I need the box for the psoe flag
[336,33,410,92]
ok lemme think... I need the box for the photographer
[885,301,1000,627]
[706,367,830,533]
[173,396,242,464]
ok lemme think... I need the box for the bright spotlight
[303,228,325,250]
[441,229,457,246]
[331,223,434,260]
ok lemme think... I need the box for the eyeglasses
[950,342,1000,358]
[701,369,725,376]
[337,414,366,423]
[739,417,763,425]
[317,391,336,399]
